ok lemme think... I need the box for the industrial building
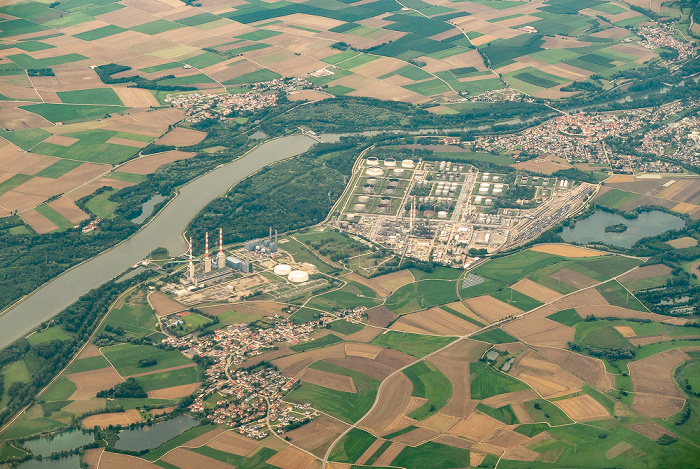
[226,256,253,274]
[244,227,279,253]
[184,228,240,286]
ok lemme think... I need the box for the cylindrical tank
[424,210,434,218]
[354,203,366,211]
[366,167,383,176]
[346,214,355,221]
[274,264,292,276]
[384,158,396,167]
[385,185,397,194]
[367,157,379,166]
[380,197,391,204]
[438,211,448,219]
[493,188,503,195]
[474,196,483,204]
[367,177,378,185]
[393,168,405,176]
[377,204,389,213]
[288,270,309,283]
[358,195,370,203]
[363,184,374,194]
[478,187,488,194]
[401,159,415,168]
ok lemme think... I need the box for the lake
[560,210,685,248]
[114,415,199,452]
[1,455,81,469]
[24,430,93,456]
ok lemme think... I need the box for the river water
[0,134,322,349]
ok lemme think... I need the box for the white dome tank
[384,158,397,167]
[438,211,448,218]
[288,270,309,283]
[274,264,292,276]
[401,159,415,168]
[366,157,379,166]
[366,167,383,176]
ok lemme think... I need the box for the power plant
[244,227,278,253]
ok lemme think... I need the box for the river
[0,134,323,349]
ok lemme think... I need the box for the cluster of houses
[636,25,695,63]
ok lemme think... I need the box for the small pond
[1,455,81,469]
[560,210,685,248]
[114,415,199,452]
[130,194,167,224]
[24,430,93,457]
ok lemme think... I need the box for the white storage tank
[438,211,448,219]
[384,158,397,167]
[474,196,483,204]
[288,270,310,283]
[478,186,489,194]
[401,159,415,168]
[367,157,379,166]
[393,168,405,176]
[274,264,292,276]
[358,195,370,203]
[354,203,367,211]
[366,167,383,176]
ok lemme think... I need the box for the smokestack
[217,227,226,269]
[269,226,272,242]
[275,230,278,244]
[204,232,211,273]
[188,237,194,280]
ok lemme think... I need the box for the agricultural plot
[100,344,194,377]
[384,280,459,315]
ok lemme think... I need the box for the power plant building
[226,256,253,273]
[244,227,279,253]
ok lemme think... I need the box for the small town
[636,24,695,63]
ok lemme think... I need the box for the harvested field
[67,366,124,400]
[510,402,532,424]
[629,348,690,418]
[360,372,414,435]
[324,357,394,381]
[299,367,356,393]
[343,326,381,342]
[282,414,348,455]
[550,268,598,289]
[374,348,415,370]
[535,346,612,391]
[666,236,698,248]
[156,127,207,146]
[78,344,102,359]
[482,390,538,409]
[393,308,479,335]
[59,163,110,182]
[372,270,415,292]
[355,439,387,465]
[22,209,58,234]
[504,310,574,348]
[606,441,633,459]
[206,431,259,456]
[84,447,103,469]
[373,442,405,466]
[48,197,89,224]
[433,434,473,450]
[365,305,397,327]
[466,295,522,323]
[504,445,539,462]
[448,412,504,441]
[44,135,79,146]
[511,351,583,398]
[512,154,572,174]
[82,409,142,429]
[628,335,670,346]
[118,150,195,174]
[14,176,80,197]
[98,451,161,468]
[511,278,561,303]
[529,244,605,258]
[148,291,186,317]
[287,90,330,101]
[392,427,439,446]
[272,343,345,377]
[147,382,200,399]
[150,407,174,417]
[618,264,672,282]
[345,343,381,359]
[112,87,159,107]
[554,394,609,421]
[551,288,608,311]
[345,273,390,298]
[162,448,234,469]
[483,428,530,450]
[265,446,319,469]
[614,325,636,337]
[2,192,47,212]
[416,412,460,433]
[628,422,676,441]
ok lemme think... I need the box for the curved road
[0,134,321,349]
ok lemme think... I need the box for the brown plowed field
[529,244,605,257]
[98,451,161,468]
[666,237,698,249]
[78,344,102,358]
[118,150,196,174]
[283,414,348,455]
[345,343,381,359]
[345,272,390,298]
[206,431,259,456]
[44,135,79,146]
[162,448,234,469]
[482,390,538,408]
[483,428,530,449]
[324,357,394,381]
[511,351,583,398]
[67,366,124,400]
[606,441,633,459]
[466,295,522,322]
[265,446,319,469]
[355,438,387,465]
[147,382,199,399]
[22,209,58,234]
[48,197,89,224]
[535,346,612,391]
[82,409,142,428]
[434,434,473,450]
[511,403,532,424]
[552,288,608,310]
[84,447,103,469]
[374,348,415,369]
[373,442,405,466]
[239,344,294,368]
[344,326,381,342]
[628,422,676,441]
[150,407,174,417]
[449,412,504,441]
[287,90,330,102]
[273,343,346,377]
[113,87,159,107]
[371,270,414,292]
[156,127,207,146]
[550,268,598,289]
[393,426,439,446]
[511,278,561,303]
[504,314,574,348]
[555,394,609,421]
[360,372,413,435]
[394,308,479,335]
[299,367,356,393]
[147,292,186,317]
[416,412,460,433]
[365,305,397,327]
[628,335,670,346]
[504,445,539,462]
[629,348,690,418]
[618,264,672,282]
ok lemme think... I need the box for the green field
[57,88,124,106]
[35,204,74,230]
[103,297,158,338]
[472,328,517,344]
[595,280,647,311]
[290,333,343,352]
[474,250,563,285]
[306,281,380,312]
[330,428,376,463]
[594,188,641,209]
[470,361,528,399]
[131,20,184,35]
[40,377,77,402]
[403,79,451,96]
[84,189,119,218]
[566,256,642,281]
[135,365,201,392]
[371,331,455,358]
[27,326,71,346]
[524,399,572,426]
[65,355,110,374]
[141,424,217,461]
[384,280,459,315]
[325,85,355,96]
[403,361,452,420]
[328,320,365,335]
[547,308,582,326]
[35,159,83,178]
[409,266,462,280]
[0,128,51,150]
[158,74,216,85]
[101,344,194,377]
[73,25,126,41]
[19,103,129,124]
[575,322,632,350]
[285,361,379,423]
[390,441,472,469]
[223,69,282,85]
[490,288,543,311]
[459,277,507,299]
[32,129,139,164]
[3,360,31,384]
[476,402,518,424]
[191,445,279,469]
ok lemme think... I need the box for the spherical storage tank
[274,264,292,276]
[288,270,310,283]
